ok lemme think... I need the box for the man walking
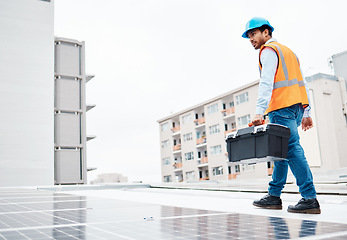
[242,17,321,214]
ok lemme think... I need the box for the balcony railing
[173,144,181,151]
[171,126,180,133]
[224,128,236,136]
[173,162,183,169]
[222,107,235,117]
[228,173,240,180]
[196,137,206,145]
[197,157,208,165]
[199,177,209,181]
[194,117,205,126]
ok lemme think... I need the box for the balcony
[196,137,206,145]
[173,144,181,152]
[228,173,240,180]
[222,107,235,119]
[199,177,209,181]
[197,157,208,165]
[224,128,237,136]
[173,162,182,169]
[194,117,205,127]
[171,126,180,135]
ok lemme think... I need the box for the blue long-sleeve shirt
[256,38,311,117]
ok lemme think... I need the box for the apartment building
[158,73,347,183]
[158,81,268,183]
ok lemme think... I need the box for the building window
[235,165,240,173]
[183,133,193,142]
[164,175,172,182]
[163,157,171,166]
[184,152,194,161]
[231,122,236,129]
[161,122,169,132]
[242,164,255,172]
[210,145,221,155]
[174,156,182,163]
[186,171,195,181]
[182,114,191,124]
[213,166,223,176]
[209,124,220,135]
[236,92,248,105]
[161,140,169,149]
[237,114,251,127]
[207,103,218,115]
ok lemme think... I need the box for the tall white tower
[0,0,55,186]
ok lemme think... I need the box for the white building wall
[0,0,54,186]
[303,74,347,171]
[332,50,347,88]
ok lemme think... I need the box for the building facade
[331,50,347,89]
[158,81,269,183]
[0,0,95,186]
[0,0,55,186]
[303,73,347,171]
[158,72,347,183]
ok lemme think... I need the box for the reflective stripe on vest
[267,43,305,89]
[274,78,305,89]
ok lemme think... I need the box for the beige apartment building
[158,73,347,183]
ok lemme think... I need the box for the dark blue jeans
[268,104,317,199]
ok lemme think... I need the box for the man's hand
[302,117,313,131]
[252,114,264,126]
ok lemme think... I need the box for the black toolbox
[225,124,291,164]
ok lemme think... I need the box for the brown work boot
[253,194,282,209]
[287,198,321,214]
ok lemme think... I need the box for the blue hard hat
[242,17,274,38]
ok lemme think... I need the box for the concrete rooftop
[0,169,347,240]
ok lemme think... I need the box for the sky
[54,0,346,183]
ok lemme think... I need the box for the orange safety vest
[259,41,309,114]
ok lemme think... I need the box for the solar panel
[0,188,346,239]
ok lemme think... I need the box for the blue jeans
[268,104,317,199]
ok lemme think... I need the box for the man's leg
[286,104,317,199]
[253,104,319,212]
[268,159,289,197]
[286,105,320,213]
[267,107,295,197]
[252,107,291,209]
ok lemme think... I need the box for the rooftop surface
[1,172,347,240]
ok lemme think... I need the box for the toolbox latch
[253,124,268,134]
[225,130,238,140]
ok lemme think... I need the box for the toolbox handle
[248,119,265,127]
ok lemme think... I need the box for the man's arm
[252,47,277,126]
[300,67,314,131]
